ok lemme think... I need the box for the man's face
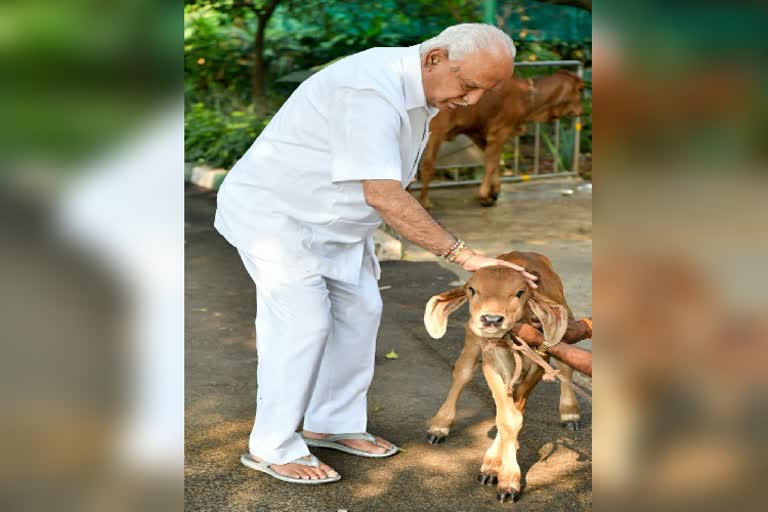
[421,46,514,111]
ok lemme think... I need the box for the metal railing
[410,60,585,190]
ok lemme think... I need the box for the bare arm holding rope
[511,319,592,377]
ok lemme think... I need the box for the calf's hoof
[479,196,497,207]
[562,420,581,431]
[497,489,521,503]
[477,473,498,486]
[490,191,499,201]
[425,432,446,445]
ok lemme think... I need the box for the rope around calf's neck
[485,331,564,396]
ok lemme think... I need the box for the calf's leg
[482,355,525,502]
[425,336,481,444]
[557,360,581,430]
[479,430,502,485]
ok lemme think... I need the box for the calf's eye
[468,287,476,297]
[515,289,525,298]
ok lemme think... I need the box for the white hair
[420,23,516,61]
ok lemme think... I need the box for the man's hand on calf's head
[454,250,538,289]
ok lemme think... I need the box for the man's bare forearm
[548,343,592,377]
[512,321,593,376]
[361,180,541,286]
[363,180,455,255]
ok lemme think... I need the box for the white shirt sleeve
[329,88,402,183]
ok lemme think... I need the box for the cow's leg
[557,360,581,430]
[482,357,524,502]
[479,129,513,206]
[491,125,525,198]
[478,137,499,206]
[417,133,445,209]
[426,336,481,444]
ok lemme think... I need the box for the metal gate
[410,60,586,190]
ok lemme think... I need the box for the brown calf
[418,70,585,208]
[424,251,582,502]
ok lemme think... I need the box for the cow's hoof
[477,473,498,485]
[562,420,581,431]
[425,433,446,445]
[497,489,521,503]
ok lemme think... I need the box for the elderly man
[215,23,536,484]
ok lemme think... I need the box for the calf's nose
[480,314,504,327]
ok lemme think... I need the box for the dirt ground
[185,177,592,511]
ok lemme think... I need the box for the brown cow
[417,70,585,208]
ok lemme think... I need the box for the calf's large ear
[528,291,569,346]
[424,286,468,339]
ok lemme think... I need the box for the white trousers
[238,250,383,464]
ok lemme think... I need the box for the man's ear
[424,286,467,339]
[528,291,569,346]
[425,47,447,68]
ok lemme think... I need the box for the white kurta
[214,45,438,465]
[215,45,438,284]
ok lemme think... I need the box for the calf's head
[424,266,569,344]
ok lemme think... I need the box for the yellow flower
[519,30,528,38]
[528,54,537,61]
[197,57,206,65]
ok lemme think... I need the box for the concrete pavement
[185,178,592,511]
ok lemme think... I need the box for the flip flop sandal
[301,432,400,458]
[240,453,341,484]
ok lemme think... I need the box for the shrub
[185,103,271,169]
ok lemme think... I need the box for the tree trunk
[249,0,281,100]
[252,15,266,99]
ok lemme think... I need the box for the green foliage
[4,1,179,165]
[185,103,272,169]
[184,4,256,107]
[184,0,592,168]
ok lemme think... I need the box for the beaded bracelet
[446,242,467,263]
[440,239,463,259]
[442,240,467,263]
